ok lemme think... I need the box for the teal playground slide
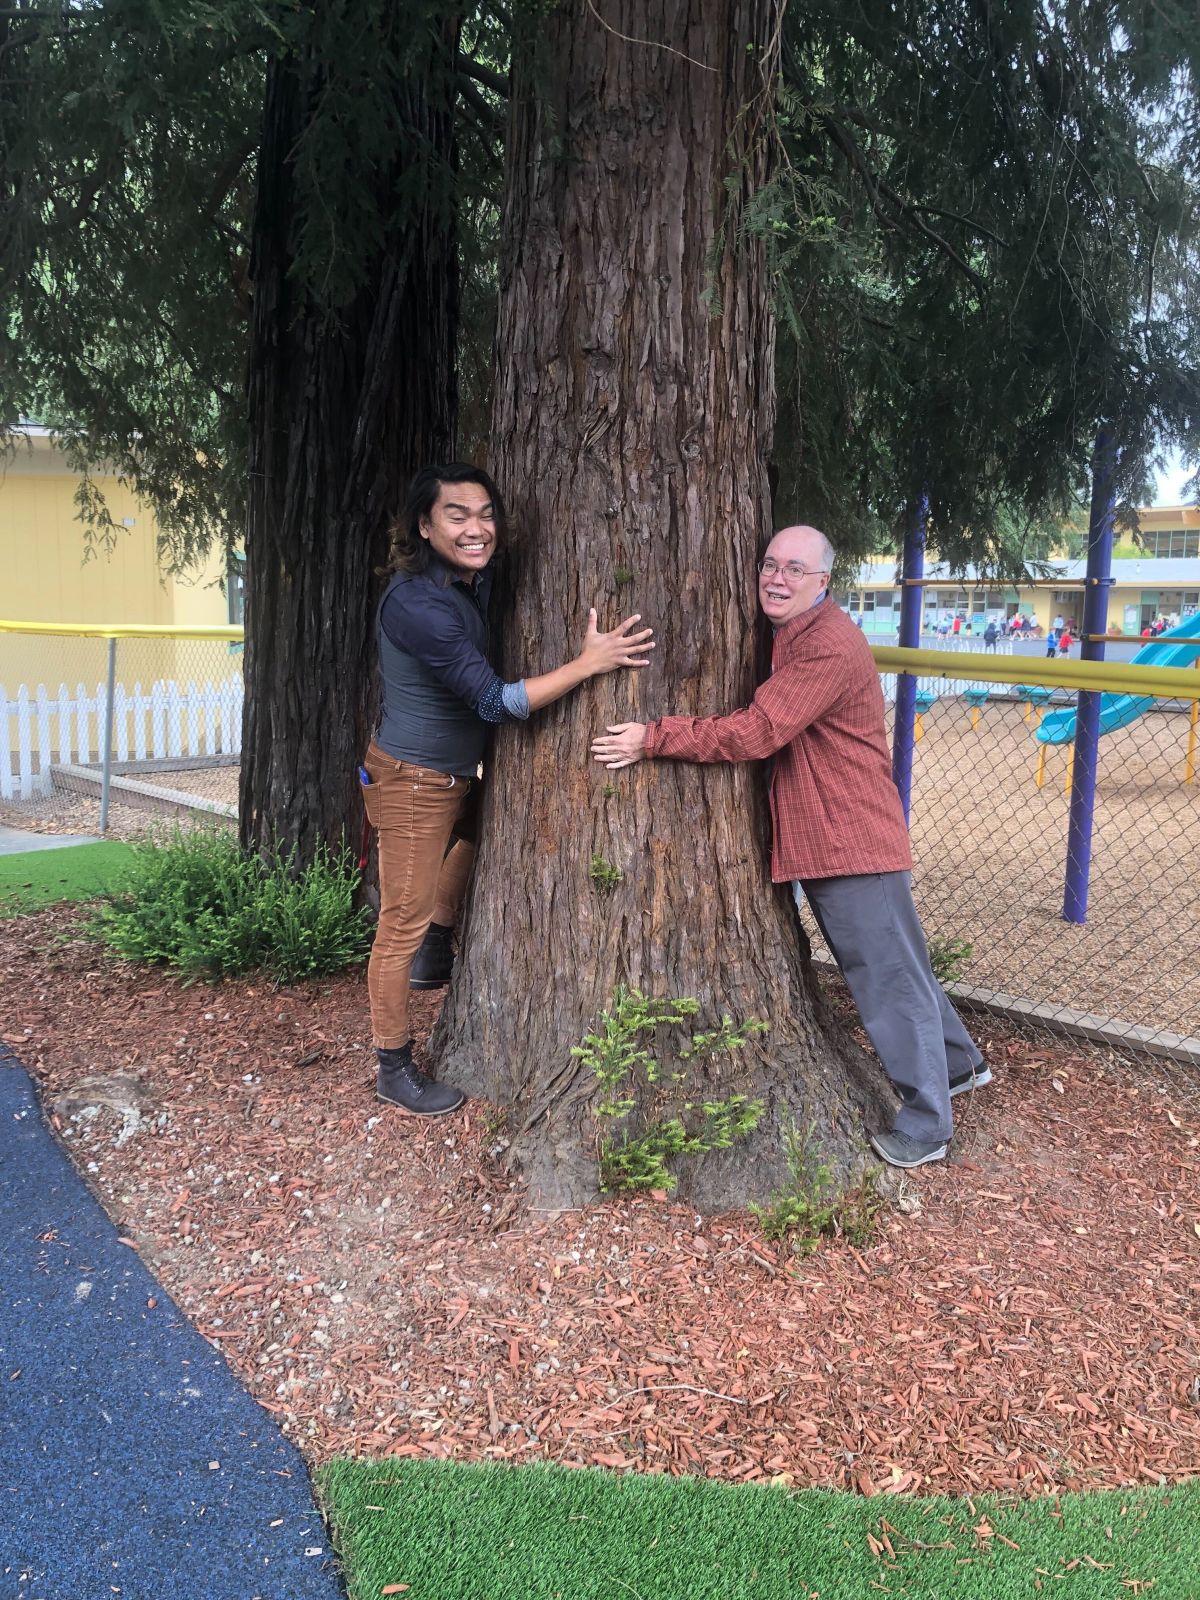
[1036,612,1200,745]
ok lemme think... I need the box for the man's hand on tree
[591,722,648,768]
[576,609,655,677]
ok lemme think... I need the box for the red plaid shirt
[643,598,912,882]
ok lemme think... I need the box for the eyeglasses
[758,558,828,581]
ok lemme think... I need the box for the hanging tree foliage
[2,0,1197,870]
[764,0,1200,569]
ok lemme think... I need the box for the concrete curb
[808,955,1200,1068]
[52,761,237,819]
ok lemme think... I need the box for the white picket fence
[1,677,243,800]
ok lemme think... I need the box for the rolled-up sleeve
[380,583,531,724]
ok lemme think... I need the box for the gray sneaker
[869,1129,949,1168]
[948,1063,993,1098]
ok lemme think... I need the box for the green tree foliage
[0,0,506,567]
[762,0,1200,571]
[5,1,1195,581]
[0,1,262,565]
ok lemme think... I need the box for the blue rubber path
[0,1046,346,1600]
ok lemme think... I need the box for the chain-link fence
[1,624,242,838]
[6,624,1198,1064]
[797,647,1200,1067]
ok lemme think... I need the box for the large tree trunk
[435,0,889,1209]
[240,16,458,862]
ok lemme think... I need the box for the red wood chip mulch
[4,906,1199,1498]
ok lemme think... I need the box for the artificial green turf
[0,842,135,915]
[320,1457,1199,1600]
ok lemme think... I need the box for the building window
[1141,529,1200,558]
[228,554,246,627]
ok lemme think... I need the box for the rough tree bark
[434,0,890,1208]
[241,17,458,862]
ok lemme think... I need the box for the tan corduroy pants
[361,742,475,1050]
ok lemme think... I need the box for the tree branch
[460,53,507,100]
[457,72,505,139]
[819,113,985,291]
[197,136,257,230]
[909,204,1009,249]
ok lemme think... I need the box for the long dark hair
[388,462,508,574]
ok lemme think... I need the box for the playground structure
[1027,620,1200,790]
[1017,684,1054,724]
[890,449,1200,930]
[1036,612,1200,742]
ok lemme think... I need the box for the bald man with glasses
[592,524,987,1169]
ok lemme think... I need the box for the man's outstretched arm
[591,651,845,769]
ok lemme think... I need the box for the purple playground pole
[891,493,928,823]
[1062,430,1117,924]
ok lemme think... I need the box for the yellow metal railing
[3,628,1195,692]
[0,621,245,641]
[870,645,1200,701]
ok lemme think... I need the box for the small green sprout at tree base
[750,1123,883,1256]
[927,935,973,985]
[599,1096,764,1194]
[572,986,768,1193]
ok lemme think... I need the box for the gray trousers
[796,871,982,1142]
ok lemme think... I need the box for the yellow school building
[839,505,1200,637]
[1,425,239,688]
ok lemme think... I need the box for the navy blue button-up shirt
[373,556,526,776]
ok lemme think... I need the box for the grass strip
[0,841,135,916]
[320,1457,1198,1600]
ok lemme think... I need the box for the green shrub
[90,828,372,983]
[751,1123,883,1255]
[927,934,973,984]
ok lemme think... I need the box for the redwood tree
[434,0,891,1208]
[240,7,460,859]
